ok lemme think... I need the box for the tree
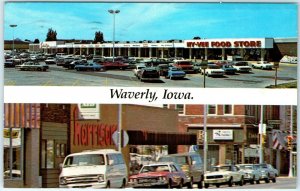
[193,36,201,40]
[46,28,57,41]
[34,39,40,43]
[94,31,104,43]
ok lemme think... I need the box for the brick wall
[41,104,70,123]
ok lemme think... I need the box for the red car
[99,61,129,70]
[128,162,190,188]
[172,60,195,73]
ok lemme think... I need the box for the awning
[272,130,297,150]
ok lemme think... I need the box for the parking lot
[4,62,297,88]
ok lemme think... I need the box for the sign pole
[288,105,294,177]
[259,105,264,164]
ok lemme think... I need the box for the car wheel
[100,67,105,72]
[256,180,260,184]
[167,179,172,189]
[204,183,209,188]
[265,177,270,183]
[106,181,110,188]
[216,184,220,188]
[272,177,276,183]
[250,176,255,184]
[177,179,183,189]
[239,176,244,186]
[228,177,233,187]
[76,68,80,71]
[187,178,193,189]
[197,180,203,189]
[120,179,126,188]
[37,68,42,71]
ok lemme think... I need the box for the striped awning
[272,130,297,150]
[4,103,40,128]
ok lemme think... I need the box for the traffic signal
[286,136,293,151]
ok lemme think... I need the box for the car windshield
[236,62,248,66]
[177,61,192,65]
[141,165,169,173]
[239,165,253,170]
[208,65,220,69]
[212,166,231,172]
[224,64,233,68]
[63,154,105,167]
[170,67,181,71]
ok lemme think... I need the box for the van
[158,152,204,188]
[59,149,128,188]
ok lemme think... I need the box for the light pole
[108,9,120,63]
[259,105,264,164]
[288,105,294,177]
[9,24,17,56]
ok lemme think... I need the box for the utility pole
[288,105,294,177]
[203,104,207,173]
[259,105,264,164]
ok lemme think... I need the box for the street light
[9,24,17,56]
[108,9,120,62]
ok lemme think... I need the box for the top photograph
[3,2,298,88]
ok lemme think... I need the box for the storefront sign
[78,104,100,119]
[213,130,233,140]
[73,122,117,146]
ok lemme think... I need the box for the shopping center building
[29,37,297,62]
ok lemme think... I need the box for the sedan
[15,61,49,71]
[128,162,190,188]
[254,163,277,183]
[74,62,105,71]
[237,164,261,184]
[204,165,245,188]
[165,67,186,79]
[252,61,273,70]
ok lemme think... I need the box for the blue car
[166,67,186,79]
[220,64,237,74]
[74,62,105,71]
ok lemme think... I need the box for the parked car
[45,57,56,65]
[4,61,15,68]
[237,164,261,184]
[254,163,277,183]
[200,63,225,77]
[232,62,252,72]
[16,61,49,71]
[204,165,245,188]
[158,152,204,188]
[165,67,186,79]
[172,60,195,73]
[192,62,202,73]
[137,67,160,82]
[215,61,237,74]
[74,62,105,71]
[101,61,129,70]
[59,149,128,188]
[133,64,146,77]
[128,162,190,188]
[156,64,170,76]
[252,61,273,70]
[63,60,83,69]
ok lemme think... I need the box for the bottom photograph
[3,103,297,189]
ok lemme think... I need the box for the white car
[204,165,245,188]
[201,64,225,77]
[252,61,273,69]
[237,164,261,184]
[233,62,252,72]
[133,63,146,77]
[59,149,128,188]
[254,164,277,183]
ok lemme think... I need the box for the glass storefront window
[41,140,54,169]
[3,128,23,179]
[208,105,217,115]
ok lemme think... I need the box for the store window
[176,104,184,114]
[3,128,23,179]
[208,105,217,115]
[224,105,233,115]
[41,140,54,169]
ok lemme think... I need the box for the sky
[3,2,298,42]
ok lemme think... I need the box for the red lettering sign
[211,41,231,48]
[234,41,261,48]
[73,122,117,146]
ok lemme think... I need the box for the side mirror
[109,159,114,165]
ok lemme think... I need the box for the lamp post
[108,9,120,63]
[9,24,17,56]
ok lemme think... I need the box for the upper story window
[208,105,217,115]
[176,104,184,115]
[224,105,233,115]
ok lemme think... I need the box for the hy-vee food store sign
[185,38,274,49]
